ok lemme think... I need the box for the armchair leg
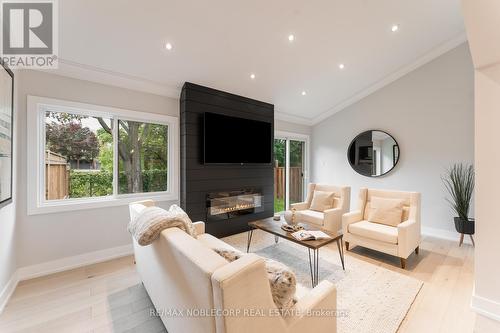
[345,241,349,251]
[400,258,406,269]
[415,246,419,255]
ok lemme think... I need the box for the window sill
[27,192,179,216]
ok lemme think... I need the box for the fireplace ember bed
[206,190,264,221]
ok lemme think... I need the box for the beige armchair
[290,184,350,234]
[342,188,421,269]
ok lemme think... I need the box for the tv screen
[204,112,272,164]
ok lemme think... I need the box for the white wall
[311,43,474,234]
[463,0,500,327]
[16,71,179,268]
[0,73,18,310]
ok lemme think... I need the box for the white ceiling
[56,0,466,125]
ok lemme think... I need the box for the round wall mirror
[347,130,399,177]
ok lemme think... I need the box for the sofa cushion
[348,220,398,244]
[296,209,324,226]
[197,233,239,252]
[309,190,335,212]
[367,196,404,227]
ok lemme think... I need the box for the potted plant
[442,163,475,246]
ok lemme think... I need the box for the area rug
[222,230,423,333]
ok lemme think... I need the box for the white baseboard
[17,243,133,281]
[0,270,19,314]
[472,293,500,322]
[0,243,133,314]
[421,226,473,245]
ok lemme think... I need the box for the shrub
[69,169,168,198]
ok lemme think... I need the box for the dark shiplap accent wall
[180,82,275,237]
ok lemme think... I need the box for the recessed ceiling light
[250,73,256,79]
[391,24,399,32]
[338,63,345,70]
[301,91,307,96]
[288,34,295,42]
[165,42,173,50]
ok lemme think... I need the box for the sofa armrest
[397,219,421,258]
[323,208,343,234]
[285,281,337,333]
[193,221,205,235]
[290,202,309,211]
[211,254,285,332]
[342,210,363,235]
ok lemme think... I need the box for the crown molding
[310,32,468,125]
[275,111,314,126]
[40,59,181,99]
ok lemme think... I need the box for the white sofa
[342,188,421,269]
[129,200,337,333]
[290,183,350,234]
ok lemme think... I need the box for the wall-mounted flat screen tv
[204,112,272,164]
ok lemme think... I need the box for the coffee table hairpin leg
[336,237,346,270]
[308,248,320,287]
[246,229,254,253]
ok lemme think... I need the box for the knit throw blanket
[128,204,196,246]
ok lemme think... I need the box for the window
[28,96,178,215]
[118,120,168,194]
[45,112,113,200]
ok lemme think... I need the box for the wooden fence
[45,151,69,200]
[274,167,303,203]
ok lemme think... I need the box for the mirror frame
[347,130,400,178]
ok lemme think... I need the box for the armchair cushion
[367,196,404,227]
[348,221,398,244]
[309,191,335,212]
[296,209,324,226]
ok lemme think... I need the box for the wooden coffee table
[247,217,345,287]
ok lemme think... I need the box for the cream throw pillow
[367,196,404,227]
[309,190,335,212]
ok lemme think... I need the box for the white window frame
[275,131,310,211]
[27,96,179,215]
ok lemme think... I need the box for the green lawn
[274,197,285,213]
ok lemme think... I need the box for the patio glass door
[289,140,305,206]
[273,135,307,213]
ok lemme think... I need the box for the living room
[0,1,499,332]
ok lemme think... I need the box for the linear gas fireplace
[206,189,264,222]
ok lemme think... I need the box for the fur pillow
[264,258,297,310]
[213,248,297,310]
[213,248,245,262]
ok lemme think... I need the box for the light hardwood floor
[0,234,475,333]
